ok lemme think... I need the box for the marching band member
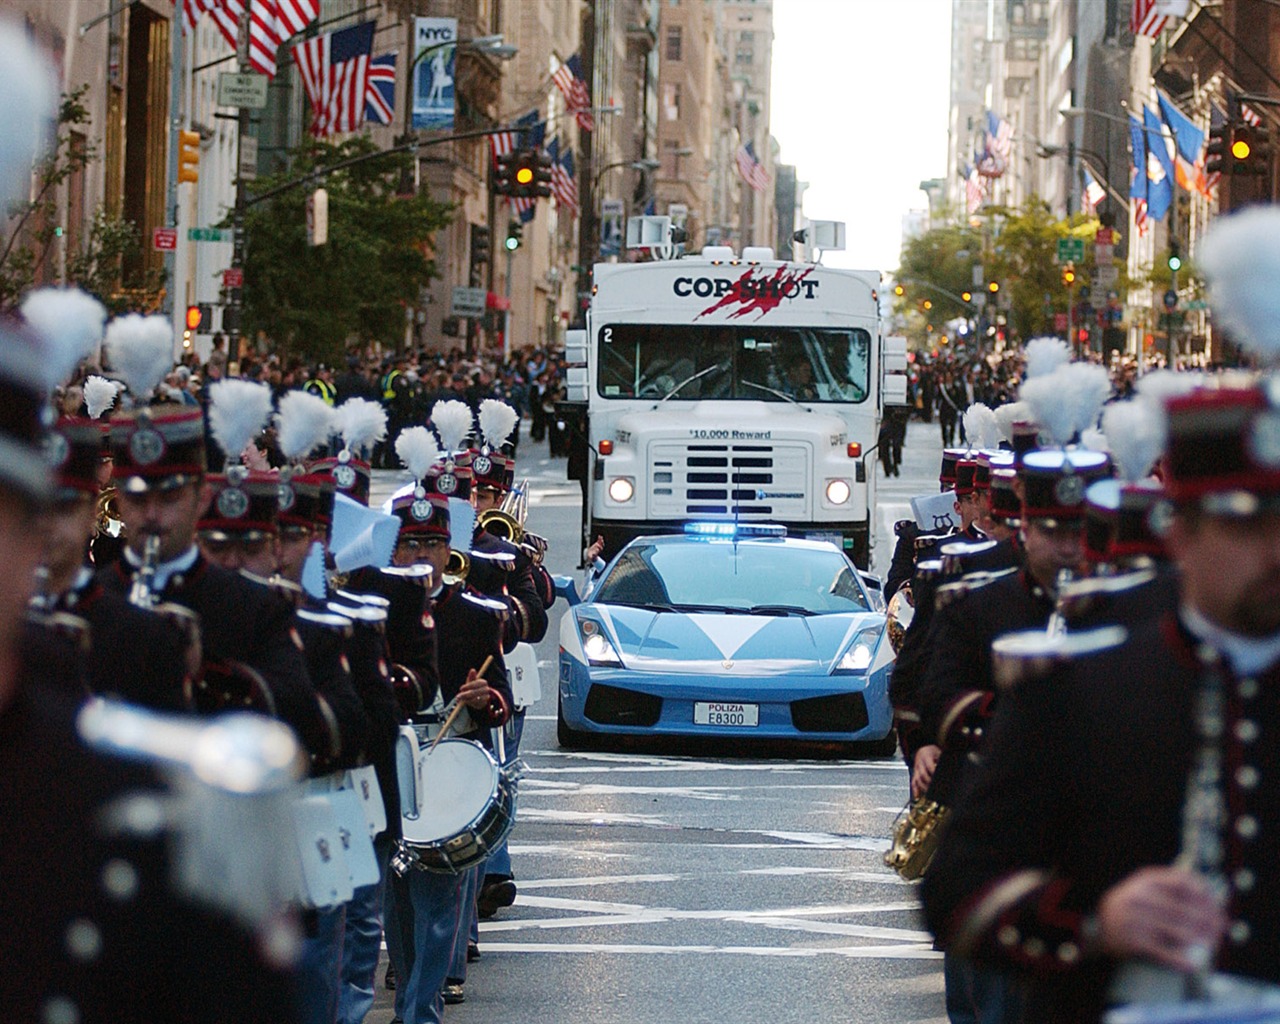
[380,428,511,1023]
[0,141,295,1024]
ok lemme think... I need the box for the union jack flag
[552,55,594,131]
[546,138,580,216]
[292,21,375,137]
[186,0,319,79]
[363,52,396,126]
[735,141,769,192]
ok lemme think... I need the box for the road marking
[472,941,940,960]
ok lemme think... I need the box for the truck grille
[649,442,812,519]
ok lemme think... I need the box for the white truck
[560,224,908,570]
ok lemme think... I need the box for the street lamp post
[586,157,660,260]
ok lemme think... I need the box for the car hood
[585,604,886,675]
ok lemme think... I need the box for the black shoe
[384,962,396,991]
[477,877,517,919]
[443,981,465,1005]
[467,941,481,963]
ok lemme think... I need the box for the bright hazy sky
[771,0,953,273]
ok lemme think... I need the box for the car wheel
[557,699,586,749]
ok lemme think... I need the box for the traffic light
[505,219,522,251]
[988,280,1000,295]
[922,299,932,311]
[1206,121,1230,177]
[961,291,972,302]
[178,129,200,184]
[1062,262,1076,287]
[1230,123,1272,176]
[1167,240,1182,273]
[532,151,553,197]
[494,151,519,197]
[185,305,203,331]
[893,284,905,296]
[470,224,491,267]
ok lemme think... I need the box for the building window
[666,25,682,61]
[735,30,754,64]
[663,82,680,121]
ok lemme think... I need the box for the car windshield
[596,324,872,403]
[594,541,871,614]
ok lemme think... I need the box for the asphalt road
[364,419,948,1024]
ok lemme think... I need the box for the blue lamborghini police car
[555,524,896,754]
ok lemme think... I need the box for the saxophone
[884,798,949,881]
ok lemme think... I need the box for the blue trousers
[385,865,465,1024]
[944,952,1024,1024]
[297,904,346,1024]
[448,866,481,983]
[336,836,391,1024]
[482,709,525,879]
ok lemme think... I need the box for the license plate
[693,702,759,727]
[807,531,844,549]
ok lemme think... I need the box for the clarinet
[128,533,162,610]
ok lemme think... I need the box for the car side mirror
[553,574,581,607]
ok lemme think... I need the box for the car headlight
[580,619,622,666]
[835,627,881,673]
[608,476,635,503]
[825,478,852,505]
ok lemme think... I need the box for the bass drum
[399,737,516,874]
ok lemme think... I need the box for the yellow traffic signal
[178,129,200,184]
[1231,137,1252,160]
[988,281,999,294]
[922,299,932,310]
[961,291,972,302]
[893,284,905,296]
[1062,262,1076,287]
[515,165,534,186]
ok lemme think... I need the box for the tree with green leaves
[241,136,453,364]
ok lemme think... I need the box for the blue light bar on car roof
[682,522,788,538]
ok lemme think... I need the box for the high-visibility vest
[305,379,335,405]
[381,369,401,400]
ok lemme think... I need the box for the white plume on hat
[430,399,474,454]
[1023,337,1072,380]
[395,426,441,484]
[1020,372,1076,447]
[275,389,335,463]
[1102,399,1165,484]
[83,375,122,420]
[208,379,273,464]
[478,398,519,450]
[994,400,1033,442]
[104,314,174,403]
[1134,368,1203,407]
[1199,206,1280,361]
[1060,362,1112,439]
[334,398,387,457]
[1080,427,1109,454]
[962,402,1000,450]
[0,22,56,208]
[20,288,108,390]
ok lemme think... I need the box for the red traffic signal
[185,305,203,331]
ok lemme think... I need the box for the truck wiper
[741,379,800,405]
[657,362,726,404]
[748,603,816,616]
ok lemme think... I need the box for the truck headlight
[608,476,635,503]
[825,479,852,505]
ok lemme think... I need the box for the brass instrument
[885,585,914,654]
[884,798,949,881]
[444,549,470,586]
[129,533,163,609]
[96,485,125,540]
[476,480,548,565]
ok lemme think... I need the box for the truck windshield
[596,324,872,403]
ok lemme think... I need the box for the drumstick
[429,655,494,752]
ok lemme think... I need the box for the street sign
[152,227,177,251]
[1163,288,1179,311]
[188,227,231,243]
[217,72,269,109]
[238,135,258,181]
[1054,312,1068,332]
[1094,264,1120,288]
[1095,227,1115,245]
[223,267,244,289]
[451,286,486,319]
[1056,237,1085,264]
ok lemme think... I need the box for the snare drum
[397,736,516,874]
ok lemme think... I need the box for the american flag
[364,52,396,126]
[1242,102,1262,127]
[1130,0,1188,37]
[188,0,320,79]
[1134,197,1148,234]
[962,164,985,215]
[735,141,769,192]
[292,21,375,138]
[489,130,518,166]
[1082,166,1106,213]
[546,138,580,216]
[987,111,1013,159]
[552,55,594,131]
